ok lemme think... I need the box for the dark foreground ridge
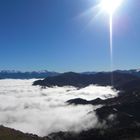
[67,97,104,105]
[33,72,140,92]
[48,127,140,140]
[0,125,50,140]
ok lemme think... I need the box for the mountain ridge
[0,68,140,79]
[0,70,59,79]
[33,71,140,92]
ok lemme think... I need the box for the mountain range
[0,70,59,79]
[0,69,140,79]
[33,71,140,93]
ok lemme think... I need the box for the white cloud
[0,79,118,136]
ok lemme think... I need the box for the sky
[0,0,140,72]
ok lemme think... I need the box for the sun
[100,0,123,15]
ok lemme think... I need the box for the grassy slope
[0,125,49,140]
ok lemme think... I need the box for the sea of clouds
[0,79,118,136]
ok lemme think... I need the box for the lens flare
[100,0,123,15]
[110,14,113,85]
[80,0,123,85]
[99,0,123,85]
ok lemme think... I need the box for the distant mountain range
[0,69,140,79]
[81,69,140,77]
[0,70,59,79]
[114,69,140,77]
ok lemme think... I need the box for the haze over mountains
[0,68,140,79]
[0,70,59,79]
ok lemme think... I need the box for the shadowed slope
[33,72,140,91]
[0,125,50,140]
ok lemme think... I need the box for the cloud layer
[0,79,118,136]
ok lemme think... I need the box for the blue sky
[0,0,139,72]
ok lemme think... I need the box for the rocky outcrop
[66,98,104,105]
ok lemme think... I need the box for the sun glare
[100,0,123,15]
